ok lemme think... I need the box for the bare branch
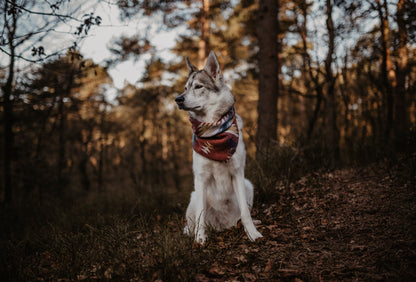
[0,45,76,63]
[0,27,56,46]
[4,0,83,23]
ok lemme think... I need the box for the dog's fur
[175,51,263,244]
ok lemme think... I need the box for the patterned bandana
[189,107,239,162]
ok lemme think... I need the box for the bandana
[189,107,239,162]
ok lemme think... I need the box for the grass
[2,182,260,281]
[0,145,317,281]
[1,187,202,280]
[246,144,318,204]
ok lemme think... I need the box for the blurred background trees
[1,0,102,203]
[1,0,415,205]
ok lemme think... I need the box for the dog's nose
[175,95,184,104]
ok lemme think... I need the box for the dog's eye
[194,85,203,89]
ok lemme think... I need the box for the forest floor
[1,155,415,281]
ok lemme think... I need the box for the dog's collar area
[189,107,239,162]
[189,107,236,138]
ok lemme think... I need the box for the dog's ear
[185,57,198,75]
[204,51,223,81]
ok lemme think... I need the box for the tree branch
[4,0,82,23]
[0,45,74,63]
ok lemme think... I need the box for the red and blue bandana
[189,107,239,162]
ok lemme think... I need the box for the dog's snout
[175,95,185,104]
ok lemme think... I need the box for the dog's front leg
[233,171,263,241]
[194,174,208,244]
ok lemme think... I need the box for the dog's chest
[206,166,235,208]
[194,155,237,197]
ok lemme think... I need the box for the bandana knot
[189,107,239,162]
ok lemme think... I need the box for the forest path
[199,157,416,281]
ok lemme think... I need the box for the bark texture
[256,0,279,156]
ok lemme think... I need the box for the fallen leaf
[264,259,273,272]
[242,272,256,281]
[209,266,225,275]
[278,268,299,277]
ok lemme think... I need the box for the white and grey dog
[175,51,263,244]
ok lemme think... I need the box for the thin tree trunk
[256,0,279,157]
[3,0,17,204]
[57,91,66,188]
[395,0,408,146]
[198,0,210,68]
[79,154,90,191]
[98,108,106,192]
[299,0,324,140]
[57,69,74,189]
[324,0,339,163]
[376,0,396,141]
[3,44,15,205]
[341,55,351,150]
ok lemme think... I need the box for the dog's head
[175,51,235,122]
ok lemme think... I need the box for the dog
[175,51,263,244]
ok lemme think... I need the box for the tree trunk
[395,0,408,146]
[324,0,339,163]
[299,0,324,140]
[198,0,210,68]
[57,90,65,188]
[79,154,90,191]
[2,0,17,204]
[376,0,396,141]
[3,44,15,205]
[256,0,279,157]
[57,68,74,189]
[98,108,106,192]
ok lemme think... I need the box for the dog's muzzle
[175,95,185,109]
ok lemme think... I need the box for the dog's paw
[247,229,263,242]
[184,225,192,236]
[195,230,207,245]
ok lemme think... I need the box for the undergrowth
[3,144,300,280]
[2,144,414,281]
[0,185,251,281]
[246,144,322,204]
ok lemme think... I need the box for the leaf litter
[3,158,415,281]
[189,159,415,281]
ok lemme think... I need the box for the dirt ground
[195,157,416,281]
[2,156,415,281]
